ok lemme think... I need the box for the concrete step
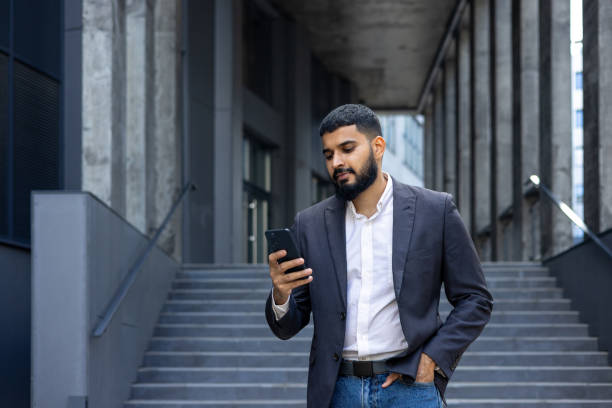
[157,311,580,325]
[161,298,573,313]
[171,276,559,290]
[167,287,565,300]
[446,400,612,408]
[125,400,306,407]
[152,323,590,338]
[176,268,552,280]
[129,381,612,400]
[147,336,599,352]
[445,382,612,399]
[135,366,612,384]
[130,382,307,400]
[141,351,610,368]
[136,367,308,383]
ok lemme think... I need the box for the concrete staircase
[124,262,612,407]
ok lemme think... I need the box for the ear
[371,135,386,160]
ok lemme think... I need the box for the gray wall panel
[32,193,178,408]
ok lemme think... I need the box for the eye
[324,154,332,161]
[343,147,354,153]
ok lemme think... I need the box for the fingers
[268,250,287,265]
[381,372,401,388]
[279,257,306,273]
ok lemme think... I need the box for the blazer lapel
[324,195,348,309]
[392,178,417,299]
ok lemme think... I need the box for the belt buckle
[353,360,373,377]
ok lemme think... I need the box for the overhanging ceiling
[271,0,459,110]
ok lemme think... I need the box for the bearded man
[265,104,493,408]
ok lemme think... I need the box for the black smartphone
[265,228,306,274]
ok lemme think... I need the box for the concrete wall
[544,229,612,365]
[0,244,30,407]
[31,193,178,408]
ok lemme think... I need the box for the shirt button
[340,312,346,320]
[332,353,340,361]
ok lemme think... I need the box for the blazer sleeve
[265,211,312,340]
[422,193,494,378]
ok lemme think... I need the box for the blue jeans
[330,373,445,408]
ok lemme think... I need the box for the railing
[526,175,612,261]
[92,181,196,337]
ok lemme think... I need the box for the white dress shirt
[273,172,408,361]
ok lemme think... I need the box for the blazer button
[340,312,346,320]
[332,353,339,361]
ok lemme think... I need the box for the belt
[339,359,389,377]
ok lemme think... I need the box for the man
[265,104,493,407]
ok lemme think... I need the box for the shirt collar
[347,172,393,220]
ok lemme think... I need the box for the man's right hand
[268,250,313,305]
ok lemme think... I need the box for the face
[321,125,385,201]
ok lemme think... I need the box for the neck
[352,172,388,217]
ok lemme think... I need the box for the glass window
[575,72,583,90]
[243,131,272,264]
[576,109,583,128]
[243,0,275,106]
[0,52,7,236]
[312,175,335,205]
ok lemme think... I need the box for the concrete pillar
[212,0,243,263]
[471,0,492,260]
[539,0,573,258]
[125,0,152,233]
[433,77,445,191]
[145,0,182,258]
[424,95,435,189]
[512,0,540,261]
[291,26,313,214]
[183,0,215,263]
[583,0,612,233]
[443,43,457,200]
[82,0,127,214]
[493,0,514,261]
[457,9,472,234]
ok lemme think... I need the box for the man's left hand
[415,352,436,383]
[381,353,436,388]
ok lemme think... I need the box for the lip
[336,172,350,181]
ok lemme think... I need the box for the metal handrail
[92,181,196,337]
[526,175,612,260]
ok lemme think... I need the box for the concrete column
[212,0,243,263]
[424,95,435,189]
[512,0,540,261]
[443,44,457,200]
[471,0,492,260]
[434,77,445,191]
[125,0,152,233]
[183,0,215,263]
[493,0,513,260]
[583,0,612,233]
[82,0,127,214]
[144,0,182,258]
[291,26,313,214]
[457,10,472,234]
[539,0,573,258]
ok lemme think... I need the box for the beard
[332,148,379,201]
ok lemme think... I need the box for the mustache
[333,168,355,179]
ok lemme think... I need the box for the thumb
[381,372,401,388]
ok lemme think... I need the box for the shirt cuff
[271,291,290,321]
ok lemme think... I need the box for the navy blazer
[265,178,493,408]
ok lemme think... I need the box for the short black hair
[318,104,382,140]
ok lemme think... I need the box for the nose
[332,154,344,169]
